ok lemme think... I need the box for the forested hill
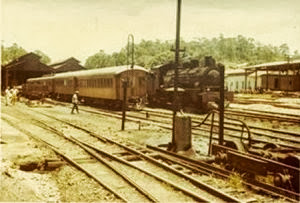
[85,35,299,69]
[2,35,300,69]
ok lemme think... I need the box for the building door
[274,78,279,89]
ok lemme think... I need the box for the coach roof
[53,65,148,79]
[27,75,55,82]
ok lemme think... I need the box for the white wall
[225,74,261,92]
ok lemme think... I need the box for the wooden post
[255,69,257,90]
[266,69,269,90]
[278,69,281,90]
[244,69,247,91]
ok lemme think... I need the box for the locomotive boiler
[147,56,233,113]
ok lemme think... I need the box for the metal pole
[128,34,135,69]
[121,80,127,131]
[121,34,134,131]
[208,112,215,155]
[172,0,182,149]
[219,65,225,145]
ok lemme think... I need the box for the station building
[1,52,53,90]
[225,60,300,92]
[49,57,85,73]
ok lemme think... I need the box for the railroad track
[38,98,300,154]
[228,106,300,118]
[224,109,300,124]
[232,99,300,110]
[2,106,246,202]
[4,104,300,202]
[137,108,300,148]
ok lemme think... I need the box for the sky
[1,0,300,64]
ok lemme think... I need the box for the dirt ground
[1,94,299,201]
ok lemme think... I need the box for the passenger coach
[24,65,148,108]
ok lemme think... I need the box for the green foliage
[84,35,296,69]
[85,50,116,69]
[1,43,27,65]
[33,50,51,64]
[1,43,51,66]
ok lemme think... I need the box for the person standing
[71,91,79,114]
[5,87,11,106]
[11,87,18,105]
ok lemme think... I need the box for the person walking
[71,91,79,114]
[5,87,11,106]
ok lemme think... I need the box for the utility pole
[121,34,134,131]
[171,0,182,149]
[219,64,225,145]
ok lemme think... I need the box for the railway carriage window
[67,80,73,87]
[64,80,67,86]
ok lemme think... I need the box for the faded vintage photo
[1,0,300,202]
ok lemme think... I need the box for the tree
[34,50,51,64]
[84,35,298,69]
[1,43,27,65]
[85,50,115,69]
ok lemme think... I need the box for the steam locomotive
[147,56,233,113]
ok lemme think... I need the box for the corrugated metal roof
[245,60,300,69]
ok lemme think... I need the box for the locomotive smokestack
[205,56,216,67]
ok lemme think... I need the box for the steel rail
[31,119,159,203]
[140,109,300,137]
[1,116,127,202]
[147,145,300,202]
[22,104,298,201]
[73,137,212,202]
[228,107,300,118]
[99,137,241,203]
[224,110,300,123]
[30,109,238,202]
[22,109,214,202]
[136,109,300,148]
[73,108,300,150]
